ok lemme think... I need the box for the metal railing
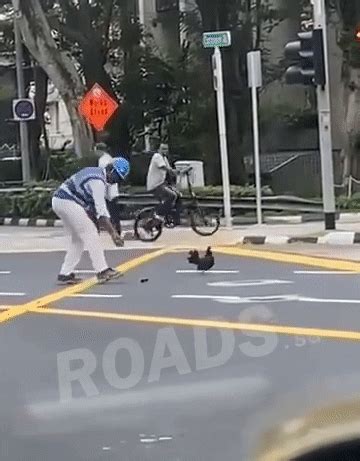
[346,176,360,198]
[0,187,323,214]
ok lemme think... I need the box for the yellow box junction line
[0,248,169,324]
[27,306,360,342]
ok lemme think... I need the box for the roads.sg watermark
[57,305,321,402]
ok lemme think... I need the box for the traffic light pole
[312,0,336,230]
[13,0,31,182]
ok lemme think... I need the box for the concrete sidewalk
[1,215,360,253]
[235,220,360,245]
[259,243,360,262]
[0,226,240,252]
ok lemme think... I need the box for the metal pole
[138,0,145,24]
[179,0,187,47]
[138,0,151,151]
[13,0,31,182]
[312,0,336,230]
[214,47,232,228]
[251,84,262,224]
[348,176,352,199]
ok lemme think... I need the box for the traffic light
[284,29,326,86]
[356,25,360,42]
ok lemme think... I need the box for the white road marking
[0,292,25,296]
[0,271,11,275]
[301,297,360,304]
[172,294,360,305]
[74,270,96,274]
[176,270,239,274]
[70,294,123,299]
[294,270,359,275]
[172,294,299,303]
[207,279,293,287]
[0,246,164,254]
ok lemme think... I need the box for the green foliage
[47,151,98,180]
[0,2,14,53]
[337,193,360,210]
[337,29,360,68]
[186,0,289,183]
[0,151,99,185]
[260,103,318,130]
[0,159,22,183]
[0,182,274,219]
[0,0,296,184]
[330,1,360,69]
[0,188,55,219]
[45,0,289,184]
[192,185,274,198]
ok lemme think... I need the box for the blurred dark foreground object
[255,398,360,461]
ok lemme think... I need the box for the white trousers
[52,197,108,275]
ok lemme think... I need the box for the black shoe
[57,273,82,284]
[97,268,124,284]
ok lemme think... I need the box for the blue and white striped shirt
[54,167,110,219]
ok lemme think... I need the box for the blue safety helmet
[113,156,130,180]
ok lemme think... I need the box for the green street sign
[202,31,231,48]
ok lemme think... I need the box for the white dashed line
[301,297,360,304]
[172,294,298,304]
[176,270,239,274]
[0,292,25,296]
[70,294,123,299]
[294,270,359,275]
[172,294,360,305]
[207,279,293,287]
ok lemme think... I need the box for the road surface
[1,247,360,460]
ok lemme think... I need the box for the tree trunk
[17,0,93,157]
[64,96,94,157]
[342,67,360,180]
[81,42,114,94]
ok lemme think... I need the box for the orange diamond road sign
[79,83,119,131]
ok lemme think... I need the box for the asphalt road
[2,248,360,460]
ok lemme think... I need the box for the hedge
[336,193,360,211]
[0,184,274,219]
[0,151,99,185]
[2,186,360,220]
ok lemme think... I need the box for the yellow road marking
[214,246,360,271]
[0,248,168,324]
[0,307,28,321]
[1,244,359,325]
[27,306,360,342]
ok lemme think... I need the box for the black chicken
[187,247,215,272]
